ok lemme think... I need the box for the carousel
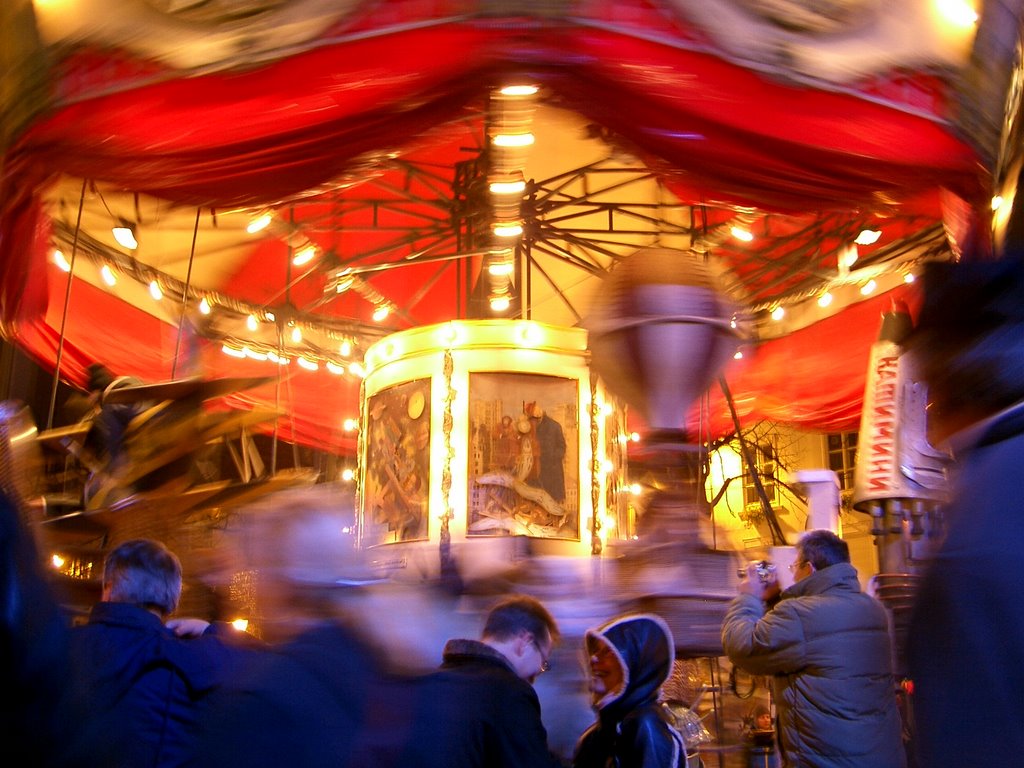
[0,0,1018,763]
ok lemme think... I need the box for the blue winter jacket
[70,602,250,767]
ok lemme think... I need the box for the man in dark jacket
[721,530,905,768]
[573,613,689,768]
[70,539,252,768]
[410,594,565,768]
[903,256,1024,767]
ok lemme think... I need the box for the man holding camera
[721,530,905,768]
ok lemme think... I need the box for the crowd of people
[2,486,706,768]
[3,252,1022,767]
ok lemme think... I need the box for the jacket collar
[781,561,861,599]
[441,638,516,674]
[89,600,168,631]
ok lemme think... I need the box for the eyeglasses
[531,638,552,673]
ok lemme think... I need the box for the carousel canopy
[0,0,1010,452]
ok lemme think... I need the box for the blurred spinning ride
[587,247,743,655]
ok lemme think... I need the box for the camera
[737,560,777,582]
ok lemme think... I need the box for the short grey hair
[103,539,182,616]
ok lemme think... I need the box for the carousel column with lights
[852,299,949,674]
[586,247,743,656]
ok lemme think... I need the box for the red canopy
[0,1,991,451]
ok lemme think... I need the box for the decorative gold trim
[590,372,602,555]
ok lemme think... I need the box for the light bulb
[339,339,352,357]
[492,223,523,238]
[817,292,833,308]
[293,244,317,266]
[100,264,117,286]
[854,229,881,245]
[199,297,212,314]
[148,280,162,300]
[492,133,534,147]
[247,314,258,332]
[489,179,526,195]
[730,226,753,242]
[53,250,71,272]
[490,295,511,312]
[290,326,302,343]
[372,305,390,322]
[860,280,877,295]
[936,0,979,27]
[488,261,514,276]
[297,357,318,371]
[499,84,538,96]
[246,212,272,234]
[112,224,137,250]
[771,306,785,321]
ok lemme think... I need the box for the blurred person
[573,613,692,768]
[191,485,406,768]
[0,488,83,767]
[70,538,255,768]
[744,705,779,768]
[73,363,144,466]
[721,530,905,768]
[406,594,566,767]
[903,256,1024,767]
[751,705,773,732]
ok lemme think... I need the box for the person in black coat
[70,539,254,768]
[574,613,690,768]
[0,487,83,767]
[904,256,1024,767]
[191,484,414,768]
[402,594,566,768]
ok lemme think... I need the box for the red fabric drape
[0,15,980,448]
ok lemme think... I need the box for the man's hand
[738,562,781,602]
[166,617,211,637]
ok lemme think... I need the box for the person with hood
[573,613,691,768]
[721,530,905,768]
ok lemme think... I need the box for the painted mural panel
[363,378,431,545]
[468,372,579,540]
